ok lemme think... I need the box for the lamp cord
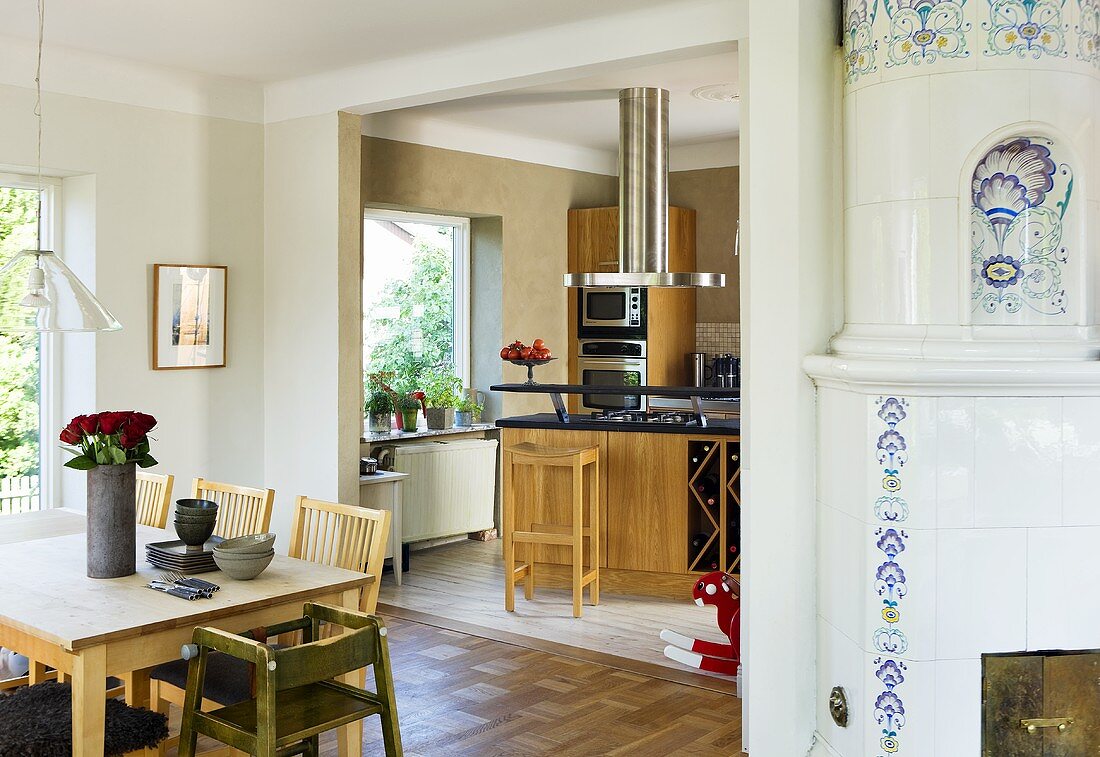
[34,0,44,249]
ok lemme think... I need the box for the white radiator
[392,439,498,543]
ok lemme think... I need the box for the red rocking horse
[660,571,741,676]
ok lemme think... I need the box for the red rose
[129,412,157,434]
[97,411,129,435]
[119,428,145,449]
[59,428,80,444]
[75,415,98,435]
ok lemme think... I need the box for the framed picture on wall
[152,264,227,370]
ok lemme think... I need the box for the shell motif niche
[970,136,1080,325]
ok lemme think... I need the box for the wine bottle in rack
[694,473,720,506]
[690,532,709,551]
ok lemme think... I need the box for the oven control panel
[580,340,646,357]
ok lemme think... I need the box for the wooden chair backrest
[288,496,390,613]
[191,477,275,539]
[136,472,174,529]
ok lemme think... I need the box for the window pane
[363,217,457,390]
[0,187,41,514]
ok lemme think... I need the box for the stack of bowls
[173,499,219,547]
[212,533,276,580]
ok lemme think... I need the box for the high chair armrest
[302,602,383,632]
[192,626,275,665]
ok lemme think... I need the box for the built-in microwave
[578,287,646,339]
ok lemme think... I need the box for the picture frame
[152,264,227,370]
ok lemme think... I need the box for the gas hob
[590,410,699,426]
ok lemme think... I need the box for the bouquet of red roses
[59,411,158,470]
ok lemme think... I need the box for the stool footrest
[530,522,592,537]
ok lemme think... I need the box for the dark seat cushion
[0,681,168,756]
[151,644,286,707]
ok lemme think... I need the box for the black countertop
[496,413,740,436]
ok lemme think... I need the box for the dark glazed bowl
[174,518,216,546]
[175,499,219,517]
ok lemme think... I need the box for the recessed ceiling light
[691,84,740,103]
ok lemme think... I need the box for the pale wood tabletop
[0,509,374,757]
[0,506,86,545]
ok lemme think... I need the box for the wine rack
[687,437,742,575]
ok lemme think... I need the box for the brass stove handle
[1021,717,1074,734]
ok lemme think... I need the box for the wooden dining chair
[288,496,391,614]
[136,471,175,529]
[191,477,275,539]
[150,496,388,755]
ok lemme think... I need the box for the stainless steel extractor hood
[564,87,726,288]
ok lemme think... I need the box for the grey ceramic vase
[86,462,137,578]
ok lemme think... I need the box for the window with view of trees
[362,211,470,395]
[0,185,45,514]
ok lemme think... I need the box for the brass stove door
[983,652,1100,756]
[1042,653,1100,756]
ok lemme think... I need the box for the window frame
[0,173,63,510]
[362,208,472,386]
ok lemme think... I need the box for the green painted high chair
[178,603,402,757]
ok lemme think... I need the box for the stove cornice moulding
[829,324,1100,361]
[804,354,1100,396]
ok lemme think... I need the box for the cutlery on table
[146,581,202,600]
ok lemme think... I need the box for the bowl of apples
[500,339,555,385]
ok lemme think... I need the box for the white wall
[741,0,841,754]
[263,112,362,541]
[0,82,266,508]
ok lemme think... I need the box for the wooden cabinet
[568,206,697,274]
[604,432,687,573]
[566,206,698,408]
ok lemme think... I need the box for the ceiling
[2,0,687,83]
[374,50,740,153]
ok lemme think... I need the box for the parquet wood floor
[173,616,743,756]
[378,539,730,682]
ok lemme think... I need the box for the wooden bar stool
[503,442,600,618]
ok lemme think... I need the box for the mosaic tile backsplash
[696,322,740,359]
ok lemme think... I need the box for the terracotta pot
[86,462,137,578]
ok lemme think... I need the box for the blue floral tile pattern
[1078,0,1100,64]
[872,397,910,756]
[984,0,1068,58]
[885,0,971,67]
[970,136,1074,317]
[846,0,880,82]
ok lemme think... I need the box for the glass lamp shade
[0,250,121,332]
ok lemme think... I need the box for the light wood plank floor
[378,540,735,686]
[171,617,743,756]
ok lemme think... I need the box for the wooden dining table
[0,508,375,757]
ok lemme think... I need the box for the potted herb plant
[396,394,421,432]
[454,396,483,427]
[59,411,158,578]
[366,390,393,434]
[423,373,463,430]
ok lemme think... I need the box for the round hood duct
[564,87,726,288]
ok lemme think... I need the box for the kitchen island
[492,384,741,598]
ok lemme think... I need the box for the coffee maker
[710,354,740,388]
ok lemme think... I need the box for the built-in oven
[578,287,646,339]
[577,340,647,412]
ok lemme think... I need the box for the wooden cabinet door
[569,208,619,273]
[605,432,687,573]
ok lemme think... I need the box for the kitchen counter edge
[495,413,740,436]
